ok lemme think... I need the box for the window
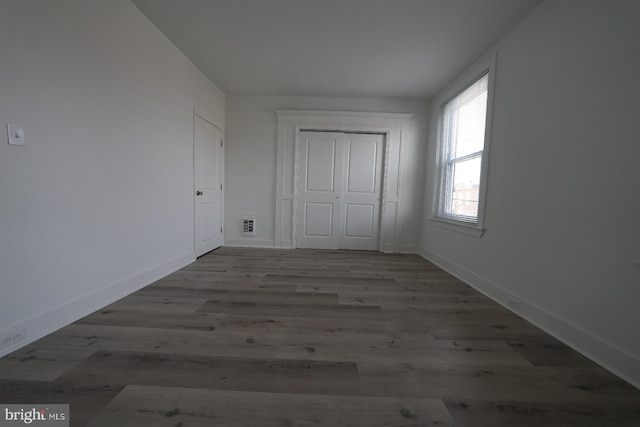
[433,69,492,236]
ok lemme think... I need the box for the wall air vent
[242,218,255,236]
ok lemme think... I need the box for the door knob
[196,191,203,196]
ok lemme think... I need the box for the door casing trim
[275,110,412,252]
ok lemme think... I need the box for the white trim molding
[224,239,275,248]
[430,216,485,237]
[275,110,413,252]
[277,110,412,128]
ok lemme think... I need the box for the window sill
[430,217,485,238]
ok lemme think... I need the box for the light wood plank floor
[1,247,639,426]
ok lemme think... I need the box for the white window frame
[431,54,496,237]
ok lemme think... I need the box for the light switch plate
[7,123,25,146]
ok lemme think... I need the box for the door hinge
[220,227,223,233]
[220,140,223,147]
[220,184,223,191]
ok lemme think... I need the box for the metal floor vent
[242,218,255,236]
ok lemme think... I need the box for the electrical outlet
[0,327,26,350]
[506,296,521,313]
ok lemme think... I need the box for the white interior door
[296,131,383,250]
[297,132,344,249]
[340,133,384,250]
[194,114,223,256]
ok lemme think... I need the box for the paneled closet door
[296,132,383,250]
[297,132,345,249]
[339,133,384,250]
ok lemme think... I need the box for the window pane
[449,156,481,218]
[436,70,490,227]
[453,90,487,158]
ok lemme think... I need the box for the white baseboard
[419,247,640,390]
[0,252,195,358]
[224,239,275,248]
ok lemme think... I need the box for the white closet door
[297,132,383,251]
[297,132,345,249]
[339,133,383,250]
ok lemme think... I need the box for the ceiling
[131,0,542,99]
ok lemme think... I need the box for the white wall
[0,0,224,355]
[225,95,429,251]
[421,0,640,387]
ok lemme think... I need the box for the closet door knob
[196,191,203,196]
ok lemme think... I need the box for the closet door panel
[296,132,344,249]
[340,134,384,250]
[296,132,383,251]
